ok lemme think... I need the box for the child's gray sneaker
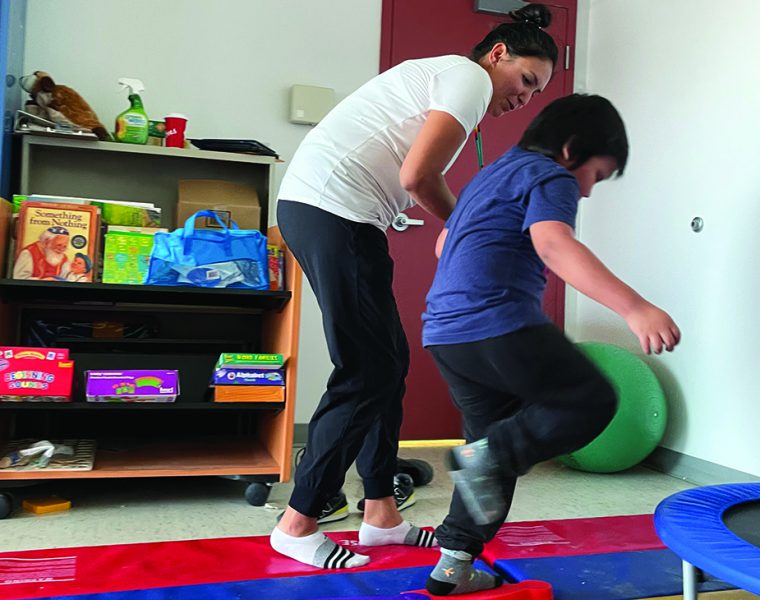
[446,439,506,525]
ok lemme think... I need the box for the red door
[383,0,577,439]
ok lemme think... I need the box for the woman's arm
[400,110,467,221]
[530,220,681,354]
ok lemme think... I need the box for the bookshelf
[0,138,301,518]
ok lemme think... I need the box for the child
[421,94,681,596]
[61,253,92,282]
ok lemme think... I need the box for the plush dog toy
[20,71,109,140]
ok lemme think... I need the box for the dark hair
[518,94,629,175]
[470,4,558,68]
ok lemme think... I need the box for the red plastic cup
[164,113,187,148]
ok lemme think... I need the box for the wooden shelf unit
[0,138,301,499]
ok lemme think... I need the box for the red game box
[0,346,74,402]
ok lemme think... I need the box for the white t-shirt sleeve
[429,62,492,135]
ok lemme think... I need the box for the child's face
[565,156,618,198]
[71,257,87,274]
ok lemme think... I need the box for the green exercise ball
[557,341,667,473]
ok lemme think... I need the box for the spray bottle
[114,78,149,144]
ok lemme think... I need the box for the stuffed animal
[20,71,109,140]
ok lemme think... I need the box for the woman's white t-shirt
[277,55,493,231]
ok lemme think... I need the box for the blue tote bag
[145,210,269,290]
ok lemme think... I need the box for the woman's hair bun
[509,3,552,29]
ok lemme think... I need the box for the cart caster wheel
[0,493,14,519]
[245,483,272,506]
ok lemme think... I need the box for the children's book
[13,201,100,283]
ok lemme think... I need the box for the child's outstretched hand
[624,301,681,355]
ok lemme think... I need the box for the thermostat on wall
[289,84,335,125]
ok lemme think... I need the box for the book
[13,201,100,283]
[215,353,284,370]
[22,194,161,228]
[102,228,165,285]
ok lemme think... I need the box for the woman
[272,4,558,570]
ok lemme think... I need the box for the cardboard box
[1,347,69,360]
[177,180,260,231]
[85,370,179,403]
[214,385,285,403]
[0,347,74,402]
[212,367,285,386]
[268,245,284,291]
[215,353,284,370]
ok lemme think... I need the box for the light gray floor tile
[0,447,694,552]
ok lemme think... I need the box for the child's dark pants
[429,324,617,555]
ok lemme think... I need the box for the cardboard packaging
[85,370,179,403]
[214,385,284,403]
[268,245,284,291]
[215,353,284,370]
[177,180,261,231]
[0,346,74,402]
[212,367,285,386]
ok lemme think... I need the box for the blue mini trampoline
[655,483,760,599]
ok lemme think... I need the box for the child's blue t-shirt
[422,146,580,347]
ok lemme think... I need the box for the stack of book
[212,353,285,402]
[10,194,163,284]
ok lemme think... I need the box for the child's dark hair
[518,94,629,175]
[470,4,558,68]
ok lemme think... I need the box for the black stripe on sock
[323,543,342,569]
[333,547,352,569]
[414,528,424,546]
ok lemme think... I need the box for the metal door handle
[392,213,425,232]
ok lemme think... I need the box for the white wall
[569,0,760,475]
[23,0,382,424]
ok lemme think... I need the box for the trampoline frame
[654,482,760,599]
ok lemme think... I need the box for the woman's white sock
[270,527,369,569]
[358,520,437,547]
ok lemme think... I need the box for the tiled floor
[0,447,695,553]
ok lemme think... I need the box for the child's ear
[561,142,571,161]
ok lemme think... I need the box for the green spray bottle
[115,78,149,144]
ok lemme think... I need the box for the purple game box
[212,368,285,386]
[86,370,179,403]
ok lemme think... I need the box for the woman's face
[484,45,553,118]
